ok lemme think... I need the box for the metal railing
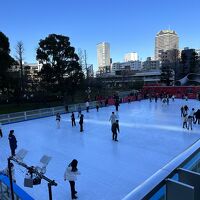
[0,101,99,125]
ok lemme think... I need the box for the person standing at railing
[86,101,89,112]
[56,113,61,129]
[96,102,99,112]
[8,130,17,156]
[71,112,76,127]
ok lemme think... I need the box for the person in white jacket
[85,101,89,112]
[64,159,80,199]
[109,112,117,125]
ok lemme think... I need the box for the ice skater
[184,105,189,115]
[79,114,84,132]
[172,95,175,101]
[115,100,120,112]
[109,112,117,125]
[194,109,200,124]
[8,130,17,156]
[189,108,195,123]
[111,120,120,141]
[162,98,167,106]
[155,95,158,103]
[96,102,99,112]
[85,101,89,112]
[71,112,76,127]
[166,95,169,105]
[64,159,80,200]
[181,106,184,117]
[56,113,61,128]
[182,114,188,129]
[187,115,193,130]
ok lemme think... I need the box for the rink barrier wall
[122,138,200,200]
[0,91,198,125]
[0,101,101,125]
[0,174,34,200]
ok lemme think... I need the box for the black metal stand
[48,182,52,200]
[7,158,14,200]
[8,156,57,200]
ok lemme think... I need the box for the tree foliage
[0,31,16,94]
[36,34,84,100]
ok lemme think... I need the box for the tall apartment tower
[97,42,110,73]
[124,52,138,62]
[155,30,179,60]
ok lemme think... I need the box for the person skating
[8,130,17,156]
[109,112,117,125]
[111,120,120,141]
[166,95,169,105]
[194,109,200,124]
[155,95,158,103]
[71,112,76,127]
[115,100,119,112]
[85,101,89,112]
[56,113,61,128]
[105,98,108,107]
[172,95,175,101]
[187,115,193,130]
[96,102,99,112]
[184,105,189,115]
[189,108,195,123]
[182,114,188,129]
[79,114,84,132]
[181,106,184,117]
[64,159,80,200]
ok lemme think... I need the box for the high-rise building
[97,42,110,73]
[124,52,138,62]
[155,30,179,60]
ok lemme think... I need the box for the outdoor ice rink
[1,99,200,200]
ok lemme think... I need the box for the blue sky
[1,0,200,71]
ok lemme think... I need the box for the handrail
[122,138,200,200]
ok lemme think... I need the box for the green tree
[0,31,15,96]
[36,34,84,101]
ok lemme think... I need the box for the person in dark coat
[96,102,99,112]
[79,114,84,132]
[105,98,108,107]
[194,109,200,124]
[71,112,76,127]
[8,130,17,156]
[111,120,120,141]
[115,100,119,112]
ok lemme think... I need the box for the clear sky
[1,0,200,71]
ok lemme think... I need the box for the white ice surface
[0,99,200,200]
